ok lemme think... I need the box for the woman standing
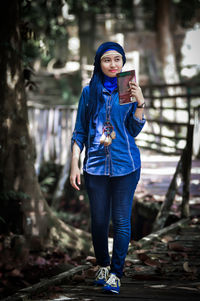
[70,42,145,294]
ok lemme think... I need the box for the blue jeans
[84,168,140,278]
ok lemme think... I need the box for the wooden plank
[129,218,190,251]
[1,264,92,301]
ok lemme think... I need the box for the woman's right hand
[70,161,81,190]
[70,142,81,190]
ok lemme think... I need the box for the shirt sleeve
[125,102,146,137]
[71,86,89,152]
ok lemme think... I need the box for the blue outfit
[84,169,140,278]
[71,42,145,279]
[71,85,145,176]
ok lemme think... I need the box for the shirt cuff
[132,114,146,124]
[71,138,84,153]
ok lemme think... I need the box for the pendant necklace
[100,96,116,146]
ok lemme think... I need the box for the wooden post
[193,106,200,158]
[153,124,194,231]
[181,124,194,218]
[152,156,182,232]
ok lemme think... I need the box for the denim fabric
[71,85,145,176]
[84,168,140,278]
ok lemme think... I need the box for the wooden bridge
[3,217,200,301]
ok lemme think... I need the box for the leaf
[86,256,96,264]
[161,235,174,244]
[130,240,142,248]
[125,260,133,267]
[136,251,161,268]
[183,262,197,274]
[72,273,85,283]
[144,257,161,268]
[167,251,182,261]
[168,241,189,252]
[137,252,150,262]
[64,254,72,263]
[35,256,47,266]
[85,266,99,278]
[8,268,24,278]
[134,266,147,272]
[135,249,148,254]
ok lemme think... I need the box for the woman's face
[100,50,123,77]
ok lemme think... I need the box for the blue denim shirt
[71,85,145,177]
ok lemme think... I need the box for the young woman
[70,41,145,294]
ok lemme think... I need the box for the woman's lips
[109,69,118,73]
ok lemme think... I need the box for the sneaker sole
[103,287,120,294]
[110,289,119,294]
[94,280,107,286]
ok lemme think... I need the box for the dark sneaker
[103,273,121,294]
[94,266,110,286]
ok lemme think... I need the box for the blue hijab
[88,42,126,122]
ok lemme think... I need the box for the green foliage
[22,0,69,66]
[53,210,89,230]
[22,39,43,66]
[68,0,115,14]
[0,216,6,224]
[38,161,62,194]
[174,0,200,27]
[39,174,56,193]
[58,73,82,105]
[21,0,200,68]
[0,190,30,201]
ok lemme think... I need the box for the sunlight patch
[7,69,19,89]
[51,296,76,300]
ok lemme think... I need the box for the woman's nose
[110,60,116,67]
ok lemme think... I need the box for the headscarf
[88,42,126,123]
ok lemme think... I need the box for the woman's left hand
[129,82,145,106]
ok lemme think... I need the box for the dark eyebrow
[103,55,121,59]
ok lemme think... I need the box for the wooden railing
[136,83,200,155]
[27,82,200,172]
[28,102,77,174]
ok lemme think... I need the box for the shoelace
[106,273,119,285]
[96,267,109,279]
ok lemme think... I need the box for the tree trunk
[0,0,92,255]
[132,0,145,31]
[78,9,96,77]
[156,0,180,84]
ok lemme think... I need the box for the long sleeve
[71,86,89,152]
[125,103,146,137]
